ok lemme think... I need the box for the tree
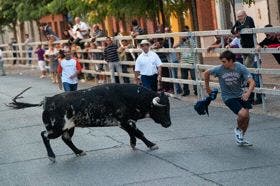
[0,0,20,41]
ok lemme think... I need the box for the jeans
[141,74,158,92]
[242,54,254,68]
[181,67,197,94]
[169,60,182,94]
[108,62,123,84]
[28,47,32,65]
[0,60,6,75]
[63,82,78,92]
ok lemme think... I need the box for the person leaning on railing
[231,10,255,68]
[256,24,280,65]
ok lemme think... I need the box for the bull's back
[44,84,155,127]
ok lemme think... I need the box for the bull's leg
[41,131,56,163]
[121,123,158,150]
[133,128,159,150]
[61,128,86,156]
[120,123,137,150]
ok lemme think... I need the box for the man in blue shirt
[204,50,255,146]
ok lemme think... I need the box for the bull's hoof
[48,156,56,163]
[76,151,86,157]
[149,145,159,151]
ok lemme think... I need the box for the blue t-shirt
[209,62,252,102]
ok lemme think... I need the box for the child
[35,45,46,78]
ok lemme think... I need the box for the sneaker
[234,128,244,143]
[237,139,253,147]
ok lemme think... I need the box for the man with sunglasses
[204,50,255,146]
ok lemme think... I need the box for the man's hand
[134,77,140,85]
[241,91,251,101]
[206,87,212,94]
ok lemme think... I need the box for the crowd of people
[3,12,280,96]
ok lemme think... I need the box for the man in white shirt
[73,17,89,39]
[134,40,162,91]
[0,48,6,76]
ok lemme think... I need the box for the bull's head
[150,92,171,128]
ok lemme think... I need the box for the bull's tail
[6,87,43,109]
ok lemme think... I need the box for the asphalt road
[0,74,280,186]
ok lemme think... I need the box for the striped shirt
[179,37,196,64]
[104,44,119,62]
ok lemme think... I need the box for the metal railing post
[253,32,267,112]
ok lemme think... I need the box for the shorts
[38,60,46,71]
[224,98,252,115]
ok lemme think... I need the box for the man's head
[140,40,150,53]
[237,10,247,23]
[132,19,138,27]
[219,50,236,69]
[164,27,171,33]
[92,24,99,31]
[264,24,275,39]
[105,37,113,45]
[25,34,29,38]
[121,39,128,46]
[75,17,81,24]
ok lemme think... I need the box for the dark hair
[219,50,236,62]
[132,19,138,27]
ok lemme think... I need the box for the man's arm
[134,71,140,84]
[204,70,212,94]
[242,78,255,101]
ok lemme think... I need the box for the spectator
[164,26,182,94]
[207,35,230,52]
[67,22,84,49]
[24,34,33,65]
[226,27,243,64]
[131,19,146,47]
[134,40,162,92]
[73,17,90,39]
[92,42,106,84]
[118,39,134,83]
[204,50,255,146]
[104,37,123,83]
[57,49,82,91]
[35,45,46,78]
[91,24,106,39]
[0,47,6,76]
[174,27,197,96]
[45,43,59,83]
[257,24,280,65]
[10,38,17,65]
[40,23,59,41]
[231,10,255,68]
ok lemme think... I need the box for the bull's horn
[152,97,165,107]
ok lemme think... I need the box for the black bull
[8,84,172,162]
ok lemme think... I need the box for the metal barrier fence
[1,27,280,114]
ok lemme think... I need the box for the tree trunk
[12,22,18,42]
[158,0,166,28]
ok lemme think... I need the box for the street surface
[0,74,280,186]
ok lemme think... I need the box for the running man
[204,50,255,146]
